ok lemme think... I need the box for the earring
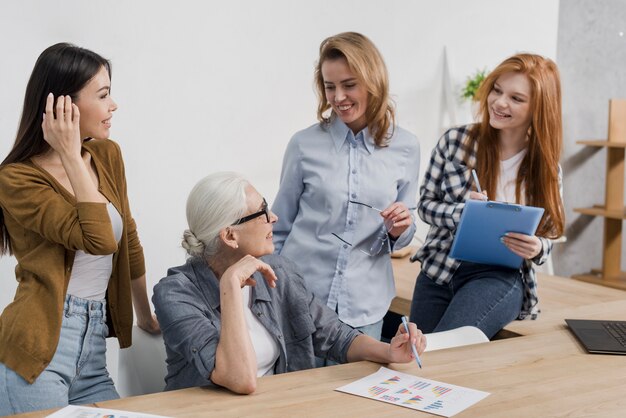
[234,244,239,249]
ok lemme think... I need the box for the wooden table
[499,273,626,336]
[389,254,421,315]
[390,256,626,335]
[44,330,622,418]
[13,266,626,418]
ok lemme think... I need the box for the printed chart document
[46,405,172,418]
[336,367,489,417]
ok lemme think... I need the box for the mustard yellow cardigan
[0,139,145,383]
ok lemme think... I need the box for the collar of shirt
[188,258,272,311]
[328,114,374,154]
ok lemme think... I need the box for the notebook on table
[449,200,545,269]
[565,319,626,355]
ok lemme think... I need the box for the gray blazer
[152,254,361,391]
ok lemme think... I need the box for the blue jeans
[409,262,523,339]
[0,295,119,416]
[315,319,384,367]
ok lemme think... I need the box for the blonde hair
[182,172,249,258]
[467,53,564,238]
[314,32,395,147]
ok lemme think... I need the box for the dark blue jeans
[409,262,523,339]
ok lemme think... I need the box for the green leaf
[461,69,488,102]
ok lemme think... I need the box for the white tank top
[241,286,280,376]
[66,203,123,300]
[496,148,527,204]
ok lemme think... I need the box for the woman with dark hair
[409,53,565,339]
[272,32,420,345]
[0,43,159,415]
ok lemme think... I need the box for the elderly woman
[152,172,426,394]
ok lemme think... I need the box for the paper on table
[45,405,172,418]
[335,367,489,417]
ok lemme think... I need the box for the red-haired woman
[410,53,565,339]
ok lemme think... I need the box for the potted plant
[461,69,488,102]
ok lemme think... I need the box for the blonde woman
[410,53,565,338]
[272,32,420,343]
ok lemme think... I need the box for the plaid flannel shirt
[411,125,562,320]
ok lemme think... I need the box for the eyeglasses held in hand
[332,226,391,257]
[331,200,416,256]
[331,200,393,256]
[231,198,270,225]
[349,200,417,214]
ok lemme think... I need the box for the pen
[401,315,422,368]
[471,169,482,193]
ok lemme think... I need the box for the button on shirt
[272,116,420,327]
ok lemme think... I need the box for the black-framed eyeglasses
[231,198,270,225]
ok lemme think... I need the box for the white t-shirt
[66,203,122,300]
[496,148,527,204]
[241,286,280,376]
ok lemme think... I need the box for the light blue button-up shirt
[272,116,420,327]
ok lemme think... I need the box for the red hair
[466,53,564,238]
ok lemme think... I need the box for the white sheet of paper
[335,366,489,417]
[45,405,172,418]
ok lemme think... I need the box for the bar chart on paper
[336,367,489,417]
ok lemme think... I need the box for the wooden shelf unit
[573,99,626,290]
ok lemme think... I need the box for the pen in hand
[401,316,422,369]
[471,169,482,193]
[471,169,488,201]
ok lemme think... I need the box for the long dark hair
[0,43,111,255]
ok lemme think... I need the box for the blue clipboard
[449,200,545,269]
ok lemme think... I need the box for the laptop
[565,319,626,355]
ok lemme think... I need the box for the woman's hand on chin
[222,255,278,289]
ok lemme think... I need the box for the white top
[241,286,280,376]
[66,203,123,300]
[496,148,527,204]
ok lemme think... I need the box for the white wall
[0,0,559,312]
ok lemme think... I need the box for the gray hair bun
[182,229,205,257]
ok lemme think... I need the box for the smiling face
[487,72,533,136]
[233,186,278,258]
[321,58,369,133]
[74,65,117,140]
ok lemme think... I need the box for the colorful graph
[381,375,401,384]
[432,385,453,397]
[368,386,389,396]
[336,367,491,416]
[402,394,424,405]
[425,400,444,410]
[409,380,431,390]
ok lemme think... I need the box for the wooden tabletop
[390,253,421,315]
[83,328,625,418]
[13,263,626,418]
[391,256,626,334]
